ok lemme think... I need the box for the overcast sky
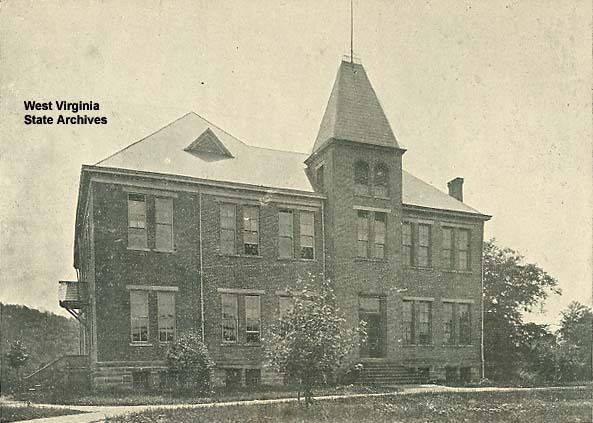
[1,0,591,326]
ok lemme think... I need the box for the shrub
[166,332,214,393]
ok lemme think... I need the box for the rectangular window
[417,224,431,267]
[357,210,369,258]
[128,194,147,249]
[442,227,454,269]
[457,229,470,270]
[278,211,294,258]
[458,303,471,345]
[316,165,324,192]
[130,290,149,343]
[157,292,175,343]
[300,211,315,260]
[402,222,413,266]
[443,302,455,345]
[222,294,238,343]
[220,204,236,255]
[403,301,414,344]
[279,296,294,319]
[374,213,386,259]
[243,206,259,255]
[155,197,173,251]
[245,295,261,343]
[417,301,432,345]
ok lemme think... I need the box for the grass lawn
[0,405,85,423]
[43,384,392,406]
[106,386,592,423]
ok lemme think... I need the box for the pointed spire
[312,60,400,154]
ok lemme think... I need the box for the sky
[1,0,591,326]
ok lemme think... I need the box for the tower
[305,60,405,358]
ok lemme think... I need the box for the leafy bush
[166,332,214,393]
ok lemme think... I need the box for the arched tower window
[374,163,389,197]
[354,161,370,195]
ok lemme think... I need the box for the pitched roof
[312,60,400,153]
[96,112,313,193]
[95,112,485,216]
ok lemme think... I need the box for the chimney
[447,177,464,202]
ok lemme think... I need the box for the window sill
[220,343,262,347]
[403,344,434,347]
[154,249,176,254]
[127,247,151,252]
[442,344,474,348]
[129,343,153,347]
[278,257,317,263]
[404,266,434,270]
[374,196,391,201]
[442,269,473,274]
[127,247,176,254]
[355,258,388,263]
[218,253,264,259]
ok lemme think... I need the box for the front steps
[356,361,431,386]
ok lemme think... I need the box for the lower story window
[245,295,261,343]
[245,369,261,386]
[402,299,432,345]
[222,294,238,343]
[158,292,176,342]
[221,293,262,344]
[130,291,149,343]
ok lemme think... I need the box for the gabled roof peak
[184,128,234,159]
[312,60,400,154]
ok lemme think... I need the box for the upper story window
[220,204,237,255]
[130,290,149,343]
[243,206,260,256]
[441,227,471,271]
[300,211,315,260]
[442,227,454,269]
[316,165,325,192]
[278,211,294,259]
[457,229,470,270]
[155,198,173,251]
[402,221,432,268]
[128,194,147,249]
[418,224,431,267]
[373,163,389,197]
[374,213,386,259]
[357,210,370,258]
[402,222,413,266]
[354,161,370,195]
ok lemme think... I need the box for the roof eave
[305,137,406,165]
[87,165,327,200]
[403,203,492,221]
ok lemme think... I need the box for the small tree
[6,341,30,383]
[166,332,214,393]
[266,277,365,405]
[556,301,592,382]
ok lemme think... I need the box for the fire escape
[58,280,88,326]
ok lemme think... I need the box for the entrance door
[359,296,385,358]
[365,313,382,358]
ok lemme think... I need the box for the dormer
[184,128,234,160]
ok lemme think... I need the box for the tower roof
[312,60,400,153]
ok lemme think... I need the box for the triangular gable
[184,128,234,158]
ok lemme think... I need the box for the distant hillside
[0,303,79,384]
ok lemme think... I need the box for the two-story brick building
[60,59,490,390]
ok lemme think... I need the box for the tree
[266,277,365,405]
[166,331,215,393]
[483,239,561,381]
[556,301,592,382]
[6,340,30,381]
